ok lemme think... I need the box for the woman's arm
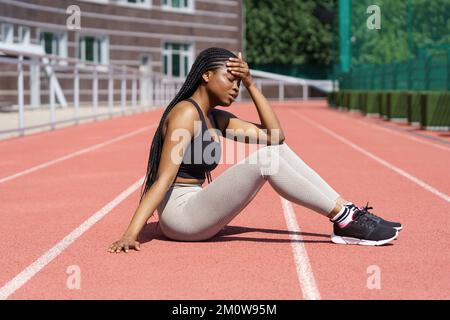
[245,82,285,144]
[108,103,198,253]
[120,178,174,241]
[223,52,286,145]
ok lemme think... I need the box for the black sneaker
[331,205,398,246]
[349,202,403,231]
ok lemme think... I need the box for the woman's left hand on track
[107,236,141,254]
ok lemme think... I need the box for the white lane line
[341,113,450,152]
[291,111,450,203]
[280,197,321,300]
[0,176,145,300]
[0,124,156,185]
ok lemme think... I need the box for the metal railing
[0,46,187,138]
[0,46,328,139]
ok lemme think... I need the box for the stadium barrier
[328,90,450,131]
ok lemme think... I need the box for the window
[78,35,109,65]
[0,23,13,43]
[117,0,151,8]
[38,30,67,64]
[163,43,193,78]
[79,0,109,3]
[162,0,194,12]
[18,26,30,44]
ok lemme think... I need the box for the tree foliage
[351,0,450,65]
[244,0,337,66]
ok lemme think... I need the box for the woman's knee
[249,143,285,179]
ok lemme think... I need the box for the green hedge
[407,92,424,126]
[389,92,409,122]
[327,90,450,131]
[380,91,390,119]
[422,92,450,130]
[366,92,381,115]
[349,91,359,111]
[327,91,337,108]
[338,90,351,109]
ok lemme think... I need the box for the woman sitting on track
[108,47,402,253]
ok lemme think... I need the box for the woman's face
[205,65,241,106]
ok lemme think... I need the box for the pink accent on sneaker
[337,207,356,228]
[339,218,353,229]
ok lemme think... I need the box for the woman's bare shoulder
[167,100,199,122]
[162,101,200,138]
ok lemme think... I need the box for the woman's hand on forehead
[225,52,254,88]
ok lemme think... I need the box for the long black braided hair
[138,47,238,205]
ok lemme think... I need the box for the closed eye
[227,76,241,87]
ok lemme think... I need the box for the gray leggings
[156,142,341,241]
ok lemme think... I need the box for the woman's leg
[158,143,341,241]
[276,143,344,204]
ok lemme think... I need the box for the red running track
[0,100,449,299]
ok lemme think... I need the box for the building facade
[0,0,244,106]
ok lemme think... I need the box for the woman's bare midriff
[174,176,205,185]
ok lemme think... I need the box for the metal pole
[149,74,154,109]
[93,66,98,121]
[108,66,114,118]
[121,65,126,115]
[18,55,24,136]
[278,82,284,101]
[30,57,40,108]
[132,72,137,113]
[155,80,159,107]
[303,84,308,100]
[139,71,144,109]
[74,63,79,124]
[164,83,168,104]
[50,64,56,130]
[407,0,413,57]
[339,0,351,73]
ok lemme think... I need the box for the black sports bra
[176,98,221,184]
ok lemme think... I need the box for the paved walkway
[0,103,159,141]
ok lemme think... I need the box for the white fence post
[17,55,24,136]
[30,57,40,108]
[303,84,309,100]
[74,63,79,124]
[156,81,161,106]
[149,74,154,109]
[93,66,98,120]
[132,71,137,113]
[279,82,284,101]
[49,62,56,130]
[108,66,114,118]
[121,65,126,115]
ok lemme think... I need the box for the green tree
[350,0,450,65]
[244,0,336,66]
